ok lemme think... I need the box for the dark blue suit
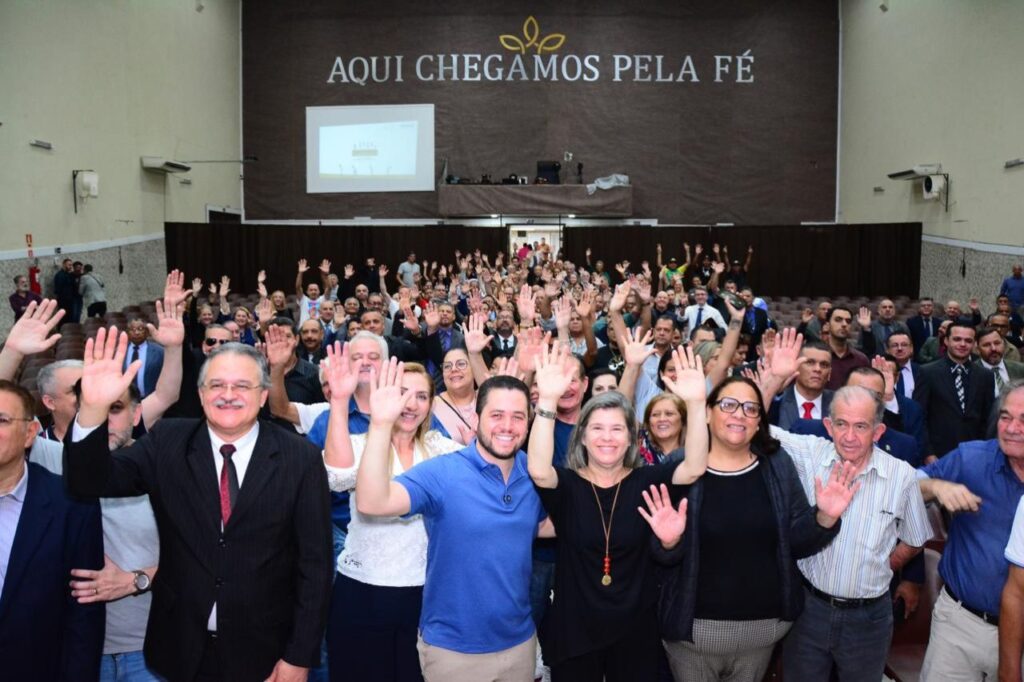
[894,361,922,401]
[891,394,927,463]
[788,418,921,467]
[0,462,104,681]
[906,316,938,361]
[123,342,163,398]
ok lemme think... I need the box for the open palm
[368,358,414,424]
[815,461,861,520]
[534,343,575,403]
[638,484,688,547]
[147,299,185,348]
[324,342,359,401]
[662,345,706,402]
[81,327,141,409]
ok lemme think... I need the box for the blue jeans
[309,525,348,682]
[100,651,163,682]
[782,588,893,682]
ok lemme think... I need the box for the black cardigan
[653,447,841,642]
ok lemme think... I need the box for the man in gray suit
[769,339,835,429]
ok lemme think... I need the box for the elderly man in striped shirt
[761,330,932,681]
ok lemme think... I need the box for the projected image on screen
[318,121,418,179]
[306,104,434,193]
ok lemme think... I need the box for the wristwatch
[132,570,151,596]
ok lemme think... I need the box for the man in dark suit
[124,318,164,398]
[65,334,333,682]
[404,301,466,389]
[914,322,996,462]
[489,308,518,362]
[769,340,835,429]
[0,380,104,681]
[738,286,775,362]
[905,297,939,362]
[886,332,922,400]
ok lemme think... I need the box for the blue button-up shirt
[919,439,1024,614]
[0,464,29,596]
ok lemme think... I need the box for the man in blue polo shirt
[999,495,1024,681]
[916,379,1024,679]
[356,373,544,682]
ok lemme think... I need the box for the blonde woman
[322,344,461,682]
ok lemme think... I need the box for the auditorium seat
[886,548,943,682]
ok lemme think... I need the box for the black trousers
[549,607,662,682]
[87,301,107,318]
[326,572,424,682]
[194,632,223,682]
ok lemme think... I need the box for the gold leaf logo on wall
[499,16,566,54]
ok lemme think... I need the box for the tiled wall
[919,240,1023,312]
[0,239,167,336]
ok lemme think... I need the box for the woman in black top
[657,376,859,681]
[527,343,709,681]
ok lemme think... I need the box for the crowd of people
[2,243,1024,682]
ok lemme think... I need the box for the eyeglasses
[0,414,33,428]
[202,381,261,393]
[828,419,874,435]
[204,338,230,347]
[443,359,469,371]
[713,398,761,418]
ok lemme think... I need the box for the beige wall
[0,0,241,252]
[838,0,1024,248]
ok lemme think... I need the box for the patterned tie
[219,444,239,526]
[695,306,704,328]
[802,402,815,420]
[953,364,966,413]
[441,328,452,352]
[995,369,1006,394]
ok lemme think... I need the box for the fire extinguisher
[28,265,41,295]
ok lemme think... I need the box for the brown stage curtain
[164,223,509,295]
[561,223,922,298]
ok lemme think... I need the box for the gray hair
[197,342,271,390]
[829,385,884,425]
[998,378,1024,412]
[565,391,642,472]
[37,359,84,396]
[347,330,389,361]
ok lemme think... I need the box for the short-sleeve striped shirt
[770,426,932,599]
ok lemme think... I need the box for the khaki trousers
[417,633,537,682]
[921,588,1007,681]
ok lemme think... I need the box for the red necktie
[802,401,815,420]
[219,444,238,525]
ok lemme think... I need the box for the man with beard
[977,326,1024,396]
[489,308,518,361]
[825,307,870,390]
[357,374,545,682]
[9,273,42,321]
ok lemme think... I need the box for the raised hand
[872,355,895,401]
[368,357,412,426]
[713,243,721,255]
[969,297,979,311]
[219,276,230,299]
[257,270,266,284]
[80,327,141,412]
[552,296,572,330]
[516,284,537,323]
[264,324,295,369]
[323,342,359,402]
[815,460,862,523]
[378,264,388,278]
[255,297,272,323]
[694,244,703,256]
[492,356,523,381]
[534,341,575,402]
[208,282,217,296]
[423,302,441,330]
[147,299,185,348]
[297,259,310,274]
[163,270,189,307]
[635,277,652,304]
[344,264,355,279]
[516,327,549,374]
[576,288,595,319]
[661,344,706,403]
[3,299,63,356]
[191,277,203,297]
[858,306,872,329]
[609,282,630,314]
[623,327,655,367]
[724,296,744,322]
[400,304,421,334]
[462,312,493,354]
[801,307,814,324]
[638,484,688,549]
[468,289,484,315]
[767,327,804,380]
[544,280,561,299]
[318,259,331,274]
[713,261,726,274]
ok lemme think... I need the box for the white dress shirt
[682,304,727,331]
[0,464,29,596]
[793,387,823,420]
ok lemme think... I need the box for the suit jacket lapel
[226,428,279,530]
[0,468,54,620]
[185,428,223,541]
